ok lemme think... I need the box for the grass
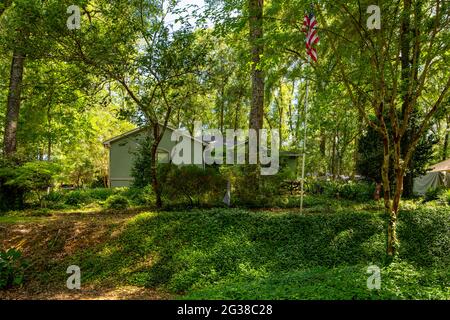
[23,200,448,300]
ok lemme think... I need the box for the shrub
[226,165,291,208]
[438,189,450,205]
[122,186,155,206]
[46,187,153,209]
[0,161,60,209]
[159,165,226,207]
[104,194,130,210]
[0,248,28,289]
[44,188,115,208]
[44,191,65,203]
[338,181,375,201]
[65,190,92,206]
[131,134,154,188]
[423,187,444,202]
[85,188,115,201]
[308,179,375,202]
[0,159,25,211]
[356,117,437,197]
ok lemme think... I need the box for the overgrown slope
[40,207,449,299]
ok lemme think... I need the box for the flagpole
[300,5,317,213]
[300,57,310,213]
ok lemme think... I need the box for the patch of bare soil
[0,285,173,300]
[0,210,173,300]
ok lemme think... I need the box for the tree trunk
[443,115,449,161]
[400,0,422,198]
[248,0,264,132]
[388,168,404,257]
[403,160,414,198]
[47,104,52,161]
[3,51,26,157]
[278,107,283,148]
[319,130,326,157]
[287,81,295,135]
[150,124,162,208]
[234,99,241,131]
[380,128,396,257]
[331,130,337,178]
[219,80,225,133]
[276,82,284,147]
[352,113,363,179]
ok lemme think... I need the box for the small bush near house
[65,190,92,206]
[338,181,375,201]
[0,248,28,289]
[438,189,450,205]
[159,165,227,207]
[226,165,291,208]
[308,179,375,202]
[42,187,153,209]
[0,161,60,209]
[423,187,444,203]
[85,188,115,201]
[44,191,65,204]
[0,159,25,211]
[122,186,155,206]
[104,194,130,210]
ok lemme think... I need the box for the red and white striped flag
[302,12,320,62]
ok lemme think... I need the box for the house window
[157,151,170,164]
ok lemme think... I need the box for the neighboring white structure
[413,159,450,195]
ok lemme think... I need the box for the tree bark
[47,103,52,161]
[378,115,397,257]
[277,83,284,147]
[3,51,26,157]
[248,0,264,132]
[234,98,241,131]
[150,123,162,208]
[319,130,326,157]
[149,85,173,209]
[331,130,337,178]
[219,78,225,133]
[443,115,449,161]
[401,0,423,198]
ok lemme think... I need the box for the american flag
[302,12,320,62]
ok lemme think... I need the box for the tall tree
[442,114,449,161]
[3,50,25,156]
[248,0,264,132]
[319,0,450,256]
[2,0,29,157]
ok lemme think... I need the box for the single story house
[103,125,300,187]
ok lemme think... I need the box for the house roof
[103,127,145,145]
[103,124,207,146]
[430,158,450,172]
[103,125,301,158]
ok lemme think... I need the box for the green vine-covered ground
[1,198,449,300]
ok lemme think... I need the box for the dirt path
[0,285,173,300]
[0,210,173,300]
